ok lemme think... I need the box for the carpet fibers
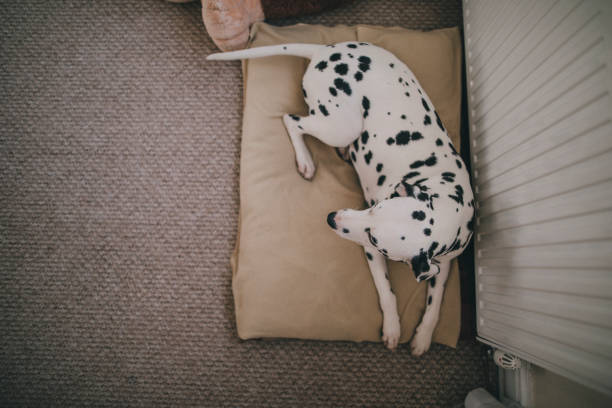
[1,0,495,406]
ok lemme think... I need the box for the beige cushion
[231,22,463,347]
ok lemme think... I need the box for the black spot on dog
[411,249,430,278]
[366,229,378,246]
[401,114,406,119]
[334,63,349,75]
[427,241,439,259]
[427,295,432,305]
[389,63,394,68]
[405,92,410,97]
[376,163,383,172]
[449,185,465,205]
[423,228,431,236]
[429,218,434,225]
[350,151,356,162]
[348,53,354,58]
[302,88,307,98]
[359,42,369,45]
[283,46,287,50]
[319,104,329,116]
[387,112,391,116]
[442,172,456,182]
[377,175,386,186]
[364,150,373,164]
[330,53,341,61]
[361,96,370,110]
[449,142,459,156]
[430,277,436,288]
[353,138,359,150]
[298,125,303,130]
[414,179,428,188]
[327,212,337,229]
[412,211,426,221]
[417,192,429,202]
[334,78,352,96]
[436,138,443,146]
[403,171,420,179]
[315,61,328,71]
[361,96,370,117]
[386,137,395,145]
[347,43,357,48]
[342,228,350,234]
[401,236,405,240]
[424,115,431,125]
[310,109,315,115]
[467,218,474,231]
[395,130,423,145]
[421,98,430,112]
[358,56,372,72]
[329,87,337,97]
[361,131,369,145]
[354,71,363,81]
[382,249,388,255]
[456,159,463,169]
[410,154,437,169]
[434,110,445,131]
[370,199,376,206]
[366,252,373,261]
[398,77,403,83]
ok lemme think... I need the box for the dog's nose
[327,211,338,229]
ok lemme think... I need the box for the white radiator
[463,0,612,396]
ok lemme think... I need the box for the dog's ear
[389,181,415,199]
[406,249,440,281]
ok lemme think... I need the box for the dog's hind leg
[282,110,361,180]
[410,259,450,356]
[363,248,401,350]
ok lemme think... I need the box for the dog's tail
[206,43,324,61]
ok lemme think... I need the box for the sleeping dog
[208,42,474,355]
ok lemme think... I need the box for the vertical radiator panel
[464,0,612,396]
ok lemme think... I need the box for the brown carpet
[0,0,496,406]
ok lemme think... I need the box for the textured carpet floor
[0,0,495,406]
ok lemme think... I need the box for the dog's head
[326,181,436,277]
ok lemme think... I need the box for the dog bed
[231,22,463,347]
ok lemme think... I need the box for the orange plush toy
[169,0,354,51]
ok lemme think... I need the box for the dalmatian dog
[208,42,474,355]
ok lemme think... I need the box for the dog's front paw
[295,151,316,180]
[382,314,401,351]
[410,325,433,356]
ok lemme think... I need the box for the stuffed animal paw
[170,0,355,51]
[202,0,265,51]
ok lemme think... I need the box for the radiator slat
[478,120,612,199]
[478,180,612,233]
[480,319,612,387]
[478,240,612,270]
[464,0,612,395]
[478,210,612,250]
[477,151,612,217]
[479,268,612,299]
[480,306,612,358]
[479,288,612,328]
